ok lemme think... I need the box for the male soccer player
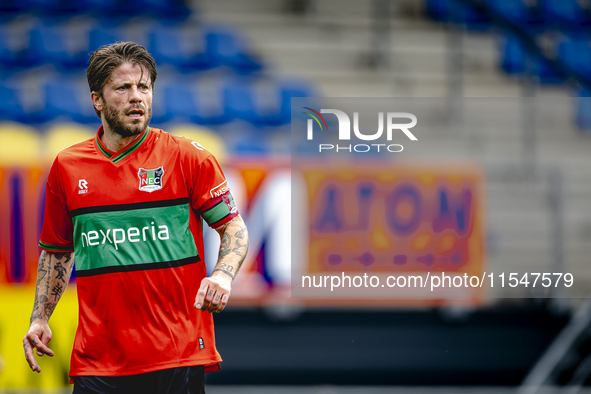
[22,42,249,393]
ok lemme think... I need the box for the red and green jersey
[39,125,239,377]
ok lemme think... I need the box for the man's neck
[100,124,143,152]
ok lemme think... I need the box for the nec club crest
[138,166,164,192]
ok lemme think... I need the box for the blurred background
[1,0,591,392]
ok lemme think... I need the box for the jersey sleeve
[182,140,239,228]
[39,157,74,252]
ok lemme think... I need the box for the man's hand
[23,321,54,373]
[194,273,232,313]
[195,215,248,313]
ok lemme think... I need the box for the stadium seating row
[426,0,591,129]
[426,0,591,84]
[497,33,591,84]
[427,0,591,31]
[0,0,191,21]
[0,73,316,127]
[0,20,263,74]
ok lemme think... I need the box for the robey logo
[303,107,417,153]
[78,179,88,194]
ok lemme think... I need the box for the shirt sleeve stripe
[201,201,232,225]
[208,211,239,229]
[38,241,74,252]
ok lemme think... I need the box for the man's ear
[91,91,103,111]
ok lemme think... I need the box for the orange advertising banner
[293,162,486,300]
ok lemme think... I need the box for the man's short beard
[103,103,152,138]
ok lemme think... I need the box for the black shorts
[72,365,205,394]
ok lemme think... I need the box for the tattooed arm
[23,251,74,372]
[194,215,249,313]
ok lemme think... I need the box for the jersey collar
[95,125,150,163]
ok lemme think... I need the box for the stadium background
[1,0,591,392]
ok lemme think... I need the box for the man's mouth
[127,109,144,118]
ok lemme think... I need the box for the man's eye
[117,86,126,90]
[140,85,148,90]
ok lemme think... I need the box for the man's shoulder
[151,127,214,163]
[54,137,96,164]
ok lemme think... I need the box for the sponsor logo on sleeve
[210,180,230,198]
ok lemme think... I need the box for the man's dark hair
[87,41,157,118]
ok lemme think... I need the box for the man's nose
[129,86,142,103]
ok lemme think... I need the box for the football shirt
[39,126,239,376]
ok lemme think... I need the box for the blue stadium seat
[487,0,546,31]
[143,0,191,22]
[499,32,567,83]
[23,26,63,67]
[426,0,449,22]
[544,0,591,30]
[81,0,135,18]
[487,0,527,23]
[499,32,527,75]
[223,79,256,124]
[534,57,566,84]
[150,80,171,125]
[190,79,232,125]
[163,82,197,123]
[163,81,231,125]
[0,25,19,69]
[277,79,318,123]
[88,27,120,51]
[206,27,264,74]
[24,25,74,68]
[460,2,494,31]
[0,79,54,123]
[149,27,213,71]
[78,0,189,23]
[0,0,34,16]
[0,83,26,122]
[253,78,318,127]
[558,37,591,80]
[31,0,86,16]
[222,77,317,127]
[25,24,88,70]
[41,78,98,123]
[426,0,492,30]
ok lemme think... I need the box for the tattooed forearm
[37,253,48,285]
[213,215,249,281]
[54,262,67,283]
[218,262,235,272]
[212,268,235,279]
[219,232,231,259]
[53,252,71,261]
[30,251,74,325]
[44,260,51,297]
[44,303,56,320]
[51,283,63,301]
[30,312,43,324]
